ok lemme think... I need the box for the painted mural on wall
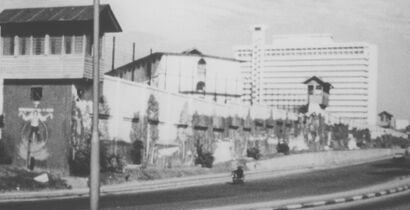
[71,98,92,159]
[17,101,54,163]
[70,87,112,160]
[145,94,159,165]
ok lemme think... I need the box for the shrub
[69,145,92,176]
[194,145,214,168]
[131,140,144,164]
[105,154,126,173]
[247,147,261,160]
[0,140,12,164]
[69,141,124,176]
[277,143,290,155]
[195,152,214,168]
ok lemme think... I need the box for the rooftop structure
[107,49,243,103]
[0,5,122,79]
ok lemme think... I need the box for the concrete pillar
[61,35,65,55]
[44,34,50,55]
[14,35,18,56]
[29,36,33,55]
[82,35,87,55]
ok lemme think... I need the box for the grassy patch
[0,165,69,192]
[100,161,245,186]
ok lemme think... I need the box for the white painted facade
[110,50,243,104]
[234,27,378,125]
[102,75,296,144]
[153,53,243,104]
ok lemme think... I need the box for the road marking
[334,198,346,203]
[352,195,363,200]
[269,183,410,210]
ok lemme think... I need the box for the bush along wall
[103,109,359,169]
[372,134,409,149]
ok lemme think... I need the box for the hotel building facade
[234,25,378,125]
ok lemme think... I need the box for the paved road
[315,190,410,210]
[2,158,410,210]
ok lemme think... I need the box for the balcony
[0,35,105,80]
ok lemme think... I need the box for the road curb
[264,176,410,210]
[0,153,402,204]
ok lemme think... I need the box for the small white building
[394,119,409,130]
[107,49,244,104]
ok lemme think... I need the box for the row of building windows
[261,75,368,79]
[2,35,93,56]
[266,46,365,51]
[237,49,252,53]
[237,50,365,57]
[266,50,364,56]
[237,46,366,52]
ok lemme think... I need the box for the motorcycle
[232,167,245,184]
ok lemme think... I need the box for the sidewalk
[0,152,397,203]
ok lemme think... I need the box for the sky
[1,0,410,121]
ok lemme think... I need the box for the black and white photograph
[0,0,409,209]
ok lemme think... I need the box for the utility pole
[90,0,100,209]
[111,36,116,71]
[132,42,135,61]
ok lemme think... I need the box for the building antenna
[178,60,182,93]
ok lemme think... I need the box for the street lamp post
[90,0,100,209]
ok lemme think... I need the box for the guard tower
[0,5,121,174]
[378,111,393,128]
[303,76,333,114]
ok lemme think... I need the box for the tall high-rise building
[234,26,378,125]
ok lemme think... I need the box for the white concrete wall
[103,75,405,146]
[102,75,296,144]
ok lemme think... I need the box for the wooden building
[0,5,121,175]
[378,111,393,128]
[303,76,333,109]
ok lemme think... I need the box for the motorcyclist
[234,166,244,178]
[232,166,244,184]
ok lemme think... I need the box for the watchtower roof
[0,4,122,33]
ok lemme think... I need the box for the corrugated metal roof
[303,76,333,88]
[0,4,122,32]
